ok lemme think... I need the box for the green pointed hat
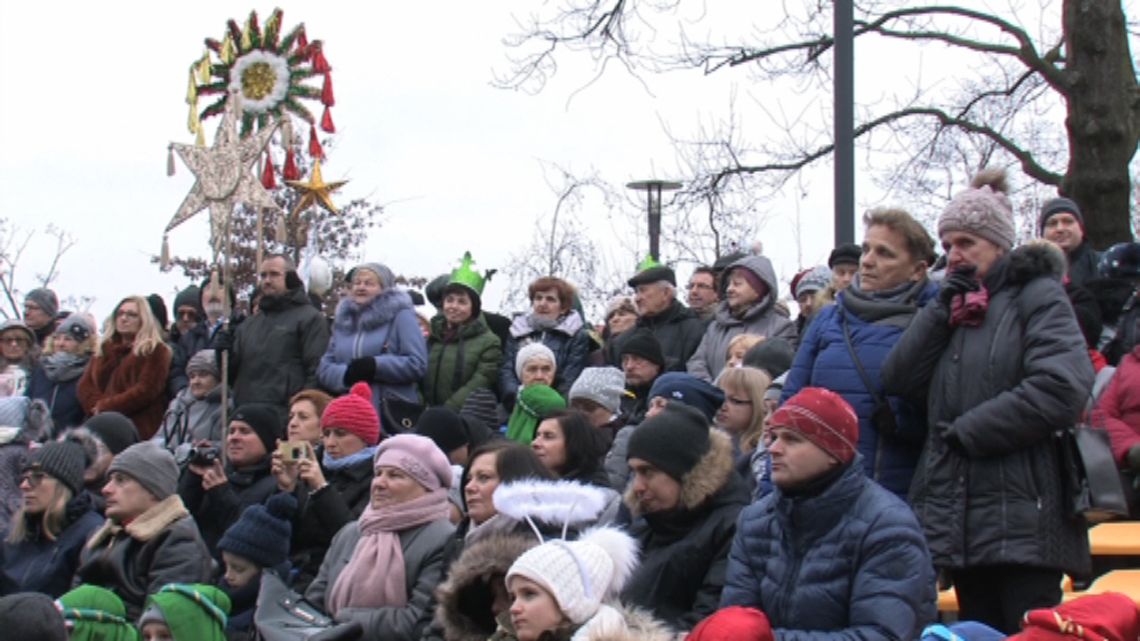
[143,584,231,641]
[448,251,494,297]
[627,254,676,288]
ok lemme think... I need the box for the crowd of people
[1,168,1139,640]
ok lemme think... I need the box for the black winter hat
[828,244,861,268]
[83,412,140,455]
[618,328,666,370]
[415,407,469,454]
[425,273,450,310]
[1098,242,1140,280]
[231,403,284,455]
[146,293,169,330]
[26,441,87,495]
[172,285,203,318]
[627,265,677,288]
[0,593,67,641]
[1039,197,1084,234]
[218,493,296,569]
[742,338,795,379]
[627,402,711,482]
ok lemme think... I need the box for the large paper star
[166,90,281,257]
[285,159,348,220]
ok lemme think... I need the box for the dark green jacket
[423,314,502,410]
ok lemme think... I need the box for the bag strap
[840,309,887,406]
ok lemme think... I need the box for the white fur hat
[515,342,557,381]
[505,526,639,625]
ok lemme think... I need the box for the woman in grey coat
[882,169,1093,633]
[687,254,796,382]
[304,434,455,641]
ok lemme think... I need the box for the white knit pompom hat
[505,526,639,625]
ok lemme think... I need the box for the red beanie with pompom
[321,382,381,445]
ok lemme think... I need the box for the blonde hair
[717,367,772,453]
[6,480,73,543]
[100,296,168,358]
[725,334,765,361]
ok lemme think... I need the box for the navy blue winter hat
[218,493,297,569]
[647,372,726,422]
[1098,242,1140,279]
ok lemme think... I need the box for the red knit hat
[321,382,381,446]
[769,387,858,464]
[688,606,773,641]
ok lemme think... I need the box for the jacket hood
[716,255,780,321]
[1004,239,1067,285]
[260,286,313,312]
[333,288,415,332]
[508,310,585,338]
[435,532,537,641]
[728,254,780,298]
[624,429,735,516]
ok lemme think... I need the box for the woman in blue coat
[318,263,428,424]
[26,315,96,431]
[781,209,937,497]
[1,441,103,597]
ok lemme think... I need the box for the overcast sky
[0,1,1110,322]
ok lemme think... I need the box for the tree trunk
[1061,0,1139,248]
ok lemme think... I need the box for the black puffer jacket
[882,241,1093,578]
[620,429,749,631]
[626,300,706,373]
[230,287,329,408]
[288,456,374,588]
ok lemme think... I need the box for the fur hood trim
[624,429,734,516]
[509,310,585,339]
[86,495,190,549]
[436,532,538,641]
[574,604,677,641]
[333,288,415,332]
[1007,239,1067,284]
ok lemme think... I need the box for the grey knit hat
[346,262,396,290]
[1038,196,1083,234]
[569,367,626,414]
[107,441,179,500]
[186,349,219,378]
[26,440,87,495]
[55,314,94,343]
[515,342,557,381]
[937,168,1016,251]
[24,288,59,319]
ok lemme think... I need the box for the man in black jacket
[1039,196,1100,287]
[626,264,705,372]
[225,255,329,409]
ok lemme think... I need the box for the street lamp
[626,179,682,261]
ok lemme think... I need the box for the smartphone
[278,440,310,463]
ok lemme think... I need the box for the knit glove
[939,266,980,307]
[343,357,376,386]
[1127,444,1140,472]
[936,421,967,455]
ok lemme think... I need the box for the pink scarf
[949,285,989,328]
[326,489,449,615]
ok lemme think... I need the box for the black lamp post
[626,179,682,261]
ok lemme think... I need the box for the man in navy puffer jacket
[721,387,936,640]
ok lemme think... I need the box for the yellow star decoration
[285,159,348,220]
[166,89,281,258]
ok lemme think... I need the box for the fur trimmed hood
[86,494,190,548]
[333,288,415,332]
[436,532,538,641]
[624,429,734,517]
[1005,239,1067,285]
[509,310,585,339]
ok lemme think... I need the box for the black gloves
[936,421,967,455]
[1127,444,1140,472]
[343,357,377,386]
[939,265,980,307]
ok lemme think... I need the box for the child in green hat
[57,585,139,641]
[136,584,230,641]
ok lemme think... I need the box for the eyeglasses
[1,337,28,345]
[19,471,46,487]
[724,396,752,406]
[687,282,715,291]
[177,310,199,320]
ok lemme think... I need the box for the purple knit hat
[374,433,452,491]
[937,168,1016,251]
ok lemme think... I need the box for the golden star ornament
[285,159,348,219]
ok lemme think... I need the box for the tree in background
[498,1,1138,247]
[0,220,82,318]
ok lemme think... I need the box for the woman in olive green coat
[423,254,502,411]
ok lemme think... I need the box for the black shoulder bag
[840,310,899,438]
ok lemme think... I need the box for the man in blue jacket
[720,387,936,640]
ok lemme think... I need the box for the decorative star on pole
[285,159,348,220]
[164,89,282,261]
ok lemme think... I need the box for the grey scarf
[41,352,89,383]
